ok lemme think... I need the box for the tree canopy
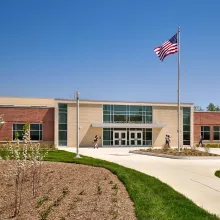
[194,103,220,111]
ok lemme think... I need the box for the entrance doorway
[113,130,127,146]
[129,131,142,146]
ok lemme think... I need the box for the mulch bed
[0,161,137,220]
[139,148,218,156]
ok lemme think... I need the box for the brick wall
[194,112,220,143]
[0,107,54,142]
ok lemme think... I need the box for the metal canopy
[92,123,166,128]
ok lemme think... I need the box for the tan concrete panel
[67,103,102,147]
[79,104,102,147]
[67,103,76,147]
[0,97,55,107]
[153,106,183,147]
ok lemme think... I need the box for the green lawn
[215,171,220,178]
[0,150,219,220]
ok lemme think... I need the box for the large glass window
[30,124,43,140]
[13,123,42,141]
[183,107,191,145]
[58,104,68,146]
[13,124,25,140]
[201,126,210,140]
[214,126,220,140]
[103,105,152,124]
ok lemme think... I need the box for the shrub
[0,143,56,151]
[195,143,220,148]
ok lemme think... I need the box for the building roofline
[0,96,194,106]
[55,98,194,105]
[0,96,54,100]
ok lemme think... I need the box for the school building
[0,96,196,148]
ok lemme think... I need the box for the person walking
[94,135,99,149]
[167,135,171,148]
[165,135,169,146]
[199,135,203,147]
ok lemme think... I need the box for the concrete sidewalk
[60,147,220,217]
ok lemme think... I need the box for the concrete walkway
[59,147,220,217]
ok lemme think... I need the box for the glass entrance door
[130,131,142,146]
[113,131,127,146]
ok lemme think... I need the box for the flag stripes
[154,34,178,61]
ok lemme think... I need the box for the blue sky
[1,0,220,108]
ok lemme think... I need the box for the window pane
[103,105,111,111]
[183,132,190,140]
[30,124,39,130]
[183,140,190,145]
[183,115,190,124]
[129,115,142,123]
[103,110,111,114]
[183,107,190,114]
[202,132,210,140]
[13,131,24,140]
[214,126,220,132]
[214,132,220,140]
[59,131,67,141]
[114,105,127,112]
[145,116,152,123]
[59,141,67,146]
[13,124,25,131]
[145,140,152,146]
[114,115,127,122]
[114,111,127,115]
[40,124,42,130]
[130,106,143,112]
[204,126,210,132]
[103,115,111,123]
[143,132,146,140]
[130,111,142,115]
[183,125,190,131]
[40,131,42,140]
[103,130,110,140]
[143,106,152,112]
[30,131,40,141]
[103,140,111,146]
[59,113,67,123]
[145,132,152,140]
[59,124,67,130]
[58,104,67,109]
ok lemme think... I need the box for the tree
[206,103,217,111]
[194,106,204,111]
[215,105,220,111]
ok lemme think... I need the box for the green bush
[195,143,220,148]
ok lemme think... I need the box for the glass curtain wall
[103,105,152,146]
[103,105,152,123]
[58,104,68,146]
[183,107,191,145]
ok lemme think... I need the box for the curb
[129,150,220,160]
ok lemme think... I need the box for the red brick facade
[0,107,54,142]
[194,112,220,143]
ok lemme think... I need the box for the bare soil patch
[0,161,136,220]
[139,148,218,156]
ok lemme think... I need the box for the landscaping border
[129,150,220,160]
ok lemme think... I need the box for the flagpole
[178,27,181,152]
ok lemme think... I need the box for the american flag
[154,33,178,61]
